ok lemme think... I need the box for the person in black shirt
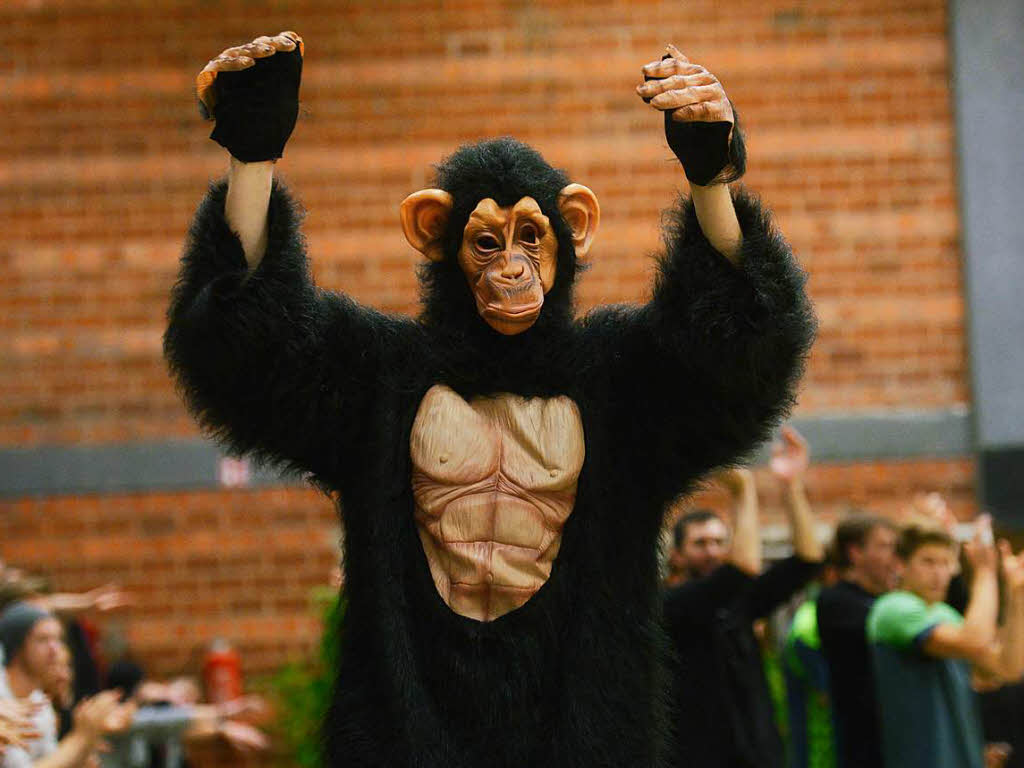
[663,426,823,768]
[816,513,898,768]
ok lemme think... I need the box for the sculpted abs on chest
[410,384,585,622]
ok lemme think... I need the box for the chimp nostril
[501,260,525,280]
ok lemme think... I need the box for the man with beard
[663,426,822,768]
[0,603,132,768]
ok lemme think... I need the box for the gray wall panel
[950,0,1024,449]
[0,409,971,497]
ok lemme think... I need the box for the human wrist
[69,724,101,749]
[783,476,806,498]
[971,562,999,589]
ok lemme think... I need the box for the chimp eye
[475,233,501,252]
[519,224,538,245]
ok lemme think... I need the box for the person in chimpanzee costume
[165,31,816,768]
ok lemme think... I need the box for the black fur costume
[164,138,816,767]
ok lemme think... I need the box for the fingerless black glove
[203,47,303,163]
[644,62,746,186]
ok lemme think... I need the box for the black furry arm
[581,186,816,505]
[164,179,413,484]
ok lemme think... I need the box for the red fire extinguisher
[203,637,242,704]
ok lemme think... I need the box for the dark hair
[832,511,896,570]
[672,508,723,549]
[106,659,145,702]
[896,524,955,561]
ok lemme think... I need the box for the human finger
[236,40,277,59]
[650,85,724,111]
[15,723,40,742]
[269,32,298,53]
[668,98,734,123]
[205,54,255,73]
[96,590,133,611]
[278,31,304,55]
[975,514,994,547]
[216,44,260,61]
[637,71,716,99]
[782,425,807,450]
[222,721,270,751]
[642,57,705,80]
[88,691,122,720]
[666,44,690,63]
[999,539,1013,561]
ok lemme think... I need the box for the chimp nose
[500,254,525,281]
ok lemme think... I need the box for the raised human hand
[636,44,746,186]
[73,691,135,742]
[219,720,270,752]
[903,492,958,534]
[712,466,754,496]
[964,514,998,574]
[73,691,120,741]
[195,31,303,162]
[998,540,1024,593]
[985,742,1012,768]
[101,701,137,734]
[87,583,133,612]
[769,425,809,483]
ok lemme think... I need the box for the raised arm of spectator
[738,426,823,619]
[922,518,999,665]
[717,467,761,575]
[179,705,269,753]
[40,585,131,616]
[770,425,823,563]
[989,541,1024,681]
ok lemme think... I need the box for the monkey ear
[557,184,600,261]
[400,189,454,263]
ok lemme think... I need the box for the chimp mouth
[480,300,544,327]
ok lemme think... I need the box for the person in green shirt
[867,518,1024,768]
[783,597,836,768]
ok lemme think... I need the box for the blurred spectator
[816,511,898,768]
[783,556,840,768]
[0,602,134,768]
[662,426,823,768]
[1,563,130,718]
[97,659,268,768]
[665,506,731,586]
[866,518,1024,768]
[976,539,1024,768]
[0,603,61,765]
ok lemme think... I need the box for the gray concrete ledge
[0,408,973,498]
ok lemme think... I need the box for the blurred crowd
[4,423,1022,768]
[662,425,1024,768]
[0,568,269,768]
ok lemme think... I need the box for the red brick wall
[2,0,971,684]
[2,488,337,678]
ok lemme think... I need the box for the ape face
[400,182,600,335]
[458,196,558,335]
